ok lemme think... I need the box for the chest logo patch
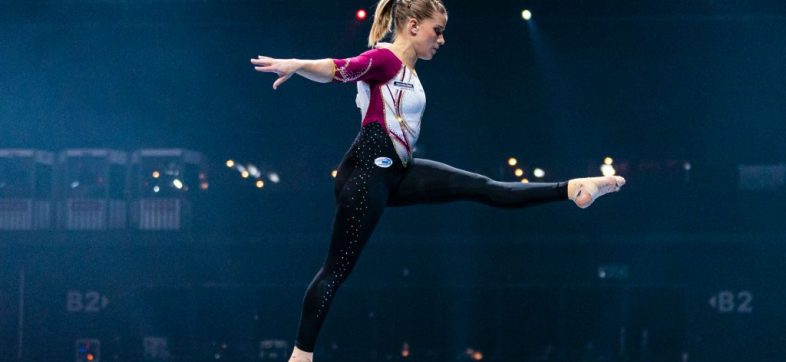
[374,157,393,168]
[393,81,415,91]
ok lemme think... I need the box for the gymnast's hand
[251,55,334,89]
[250,55,300,90]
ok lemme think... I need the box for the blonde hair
[367,0,447,47]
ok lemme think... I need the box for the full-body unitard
[295,49,568,352]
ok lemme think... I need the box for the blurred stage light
[401,341,410,358]
[241,170,250,178]
[256,180,265,189]
[465,348,484,361]
[71,181,80,188]
[604,157,614,165]
[172,179,183,189]
[268,172,280,183]
[200,182,209,190]
[356,9,367,21]
[331,170,338,178]
[514,168,524,177]
[533,168,545,178]
[521,9,532,21]
[684,161,691,171]
[521,178,529,183]
[226,160,235,168]
[152,171,160,179]
[507,157,518,166]
[76,338,100,362]
[601,164,616,176]
[153,186,160,193]
[247,164,261,178]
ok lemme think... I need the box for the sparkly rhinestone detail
[334,58,373,83]
[314,122,387,320]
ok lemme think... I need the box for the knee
[312,268,348,294]
[314,276,336,294]
[482,179,518,208]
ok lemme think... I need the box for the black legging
[295,122,567,352]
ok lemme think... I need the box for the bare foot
[568,176,626,208]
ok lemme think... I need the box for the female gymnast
[251,0,625,360]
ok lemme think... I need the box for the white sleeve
[355,81,371,120]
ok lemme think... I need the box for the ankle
[290,346,313,362]
[567,178,582,200]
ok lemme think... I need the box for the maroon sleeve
[332,48,402,84]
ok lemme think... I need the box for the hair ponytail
[367,0,448,48]
[368,0,396,47]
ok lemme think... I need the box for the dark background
[1,0,786,361]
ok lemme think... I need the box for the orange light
[507,157,518,166]
[514,168,524,177]
[86,354,94,361]
[152,171,160,179]
[331,170,338,178]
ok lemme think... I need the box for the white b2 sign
[708,290,753,314]
[67,290,110,313]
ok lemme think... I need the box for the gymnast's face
[409,12,447,61]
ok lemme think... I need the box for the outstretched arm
[251,49,401,90]
[250,56,335,90]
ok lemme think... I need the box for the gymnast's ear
[407,18,419,35]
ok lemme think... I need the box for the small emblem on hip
[374,157,393,168]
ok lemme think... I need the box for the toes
[604,176,624,192]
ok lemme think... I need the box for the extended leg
[388,158,568,208]
[292,124,398,360]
